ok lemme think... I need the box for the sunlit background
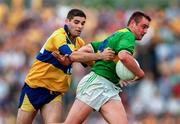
[0,0,180,124]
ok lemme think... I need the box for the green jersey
[91,28,135,85]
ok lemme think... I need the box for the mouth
[140,34,145,39]
[75,30,81,36]
[76,30,81,33]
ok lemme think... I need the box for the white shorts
[76,71,121,111]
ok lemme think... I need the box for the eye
[142,25,149,29]
[81,21,85,26]
[74,20,80,24]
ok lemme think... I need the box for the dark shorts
[18,83,62,112]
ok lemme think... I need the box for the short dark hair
[67,9,86,20]
[127,11,151,26]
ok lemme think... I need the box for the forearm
[69,51,102,62]
[53,44,114,66]
[118,51,144,79]
[123,59,144,79]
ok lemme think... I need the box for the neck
[69,35,76,43]
[64,25,76,44]
[127,26,132,32]
[128,26,137,40]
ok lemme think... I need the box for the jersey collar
[64,24,76,44]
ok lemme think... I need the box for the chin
[73,34,79,37]
[75,34,80,37]
[77,33,81,37]
[136,38,141,40]
[137,37,142,40]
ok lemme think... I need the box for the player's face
[133,17,150,40]
[66,16,86,37]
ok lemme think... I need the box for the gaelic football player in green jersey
[56,11,151,124]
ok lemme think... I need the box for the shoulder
[46,28,67,46]
[51,28,66,40]
[114,28,135,42]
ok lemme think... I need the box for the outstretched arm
[69,44,114,62]
[52,44,115,66]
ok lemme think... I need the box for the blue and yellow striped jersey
[25,25,85,93]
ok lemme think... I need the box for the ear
[65,19,69,23]
[131,20,136,26]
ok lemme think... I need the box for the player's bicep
[77,44,95,67]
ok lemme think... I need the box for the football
[116,59,139,80]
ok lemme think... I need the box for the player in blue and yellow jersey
[59,11,151,124]
[16,9,115,124]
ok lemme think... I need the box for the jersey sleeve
[53,33,66,49]
[50,32,72,55]
[45,30,66,51]
[47,30,85,55]
[56,35,86,55]
[90,41,102,53]
[114,32,135,55]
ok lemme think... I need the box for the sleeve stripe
[89,44,95,53]
[36,49,71,74]
[58,44,72,55]
[119,49,133,55]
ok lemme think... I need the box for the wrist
[132,76,139,81]
[68,55,74,63]
[97,52,103,60]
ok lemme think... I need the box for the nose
[78,23,84,29]
[144,27,149,33]
[143,29,148,35]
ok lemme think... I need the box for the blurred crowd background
[0,0,180,124]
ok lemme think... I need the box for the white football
[116,59,139,80]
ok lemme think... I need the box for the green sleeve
[90,41,102,53]
[114,32,135,55]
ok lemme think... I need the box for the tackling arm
[52,44,115,66]
[69,44,114,62]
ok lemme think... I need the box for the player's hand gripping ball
[116,59,139,80]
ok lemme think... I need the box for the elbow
[69,54,76,62]
[119,52,129,63]
[137,70,145,79]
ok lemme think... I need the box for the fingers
[51,51,72,66]
[52,51,58,58]
[104,48,115,54]
[119,80,131,87]
[52,51,63,60]
[105,47,114,51]
[101,48,115,60]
